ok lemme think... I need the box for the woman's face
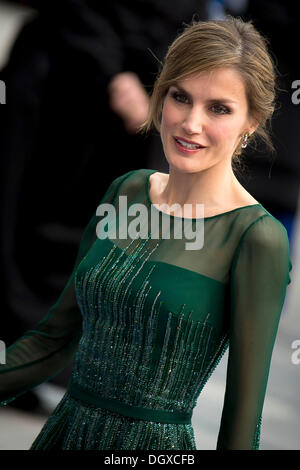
[160,67,258,173]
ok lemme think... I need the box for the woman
[0,16,292,450]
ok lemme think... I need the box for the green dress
[0,168,292,450]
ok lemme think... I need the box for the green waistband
[67,381,192,425]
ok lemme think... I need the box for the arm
[0,171,134,406]
[217,214,292,449]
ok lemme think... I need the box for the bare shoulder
[149,171,168,185]
[149,171,168,199]
[230,176,260,206]
[235,188,260,206]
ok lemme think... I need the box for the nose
[181,107,204,135]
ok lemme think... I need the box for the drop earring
[241,131,250,149]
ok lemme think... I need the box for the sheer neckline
[145,170,262,220]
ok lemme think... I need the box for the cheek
[211,120,240,145]
[161,99,180,133]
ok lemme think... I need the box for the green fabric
[0,168,292,450]
[67,380,193,424]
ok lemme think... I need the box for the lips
[173,136,206,154]
[174,136,205,147]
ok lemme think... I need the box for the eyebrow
[170,84,238,104]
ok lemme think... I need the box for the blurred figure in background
[0,0,208,411]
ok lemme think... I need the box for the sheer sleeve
[217,214,293,450]
[0,170,135,406]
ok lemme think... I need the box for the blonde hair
[139,16,278,170]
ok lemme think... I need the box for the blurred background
[0,0,299,450]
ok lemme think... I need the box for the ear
[248,117,259,135]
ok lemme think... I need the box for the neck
[162,161,242,211]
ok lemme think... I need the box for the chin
[168,160,204,174]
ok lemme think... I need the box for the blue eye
[211,104,230,115]
[171,91,189,104]
[170,90,231,115]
